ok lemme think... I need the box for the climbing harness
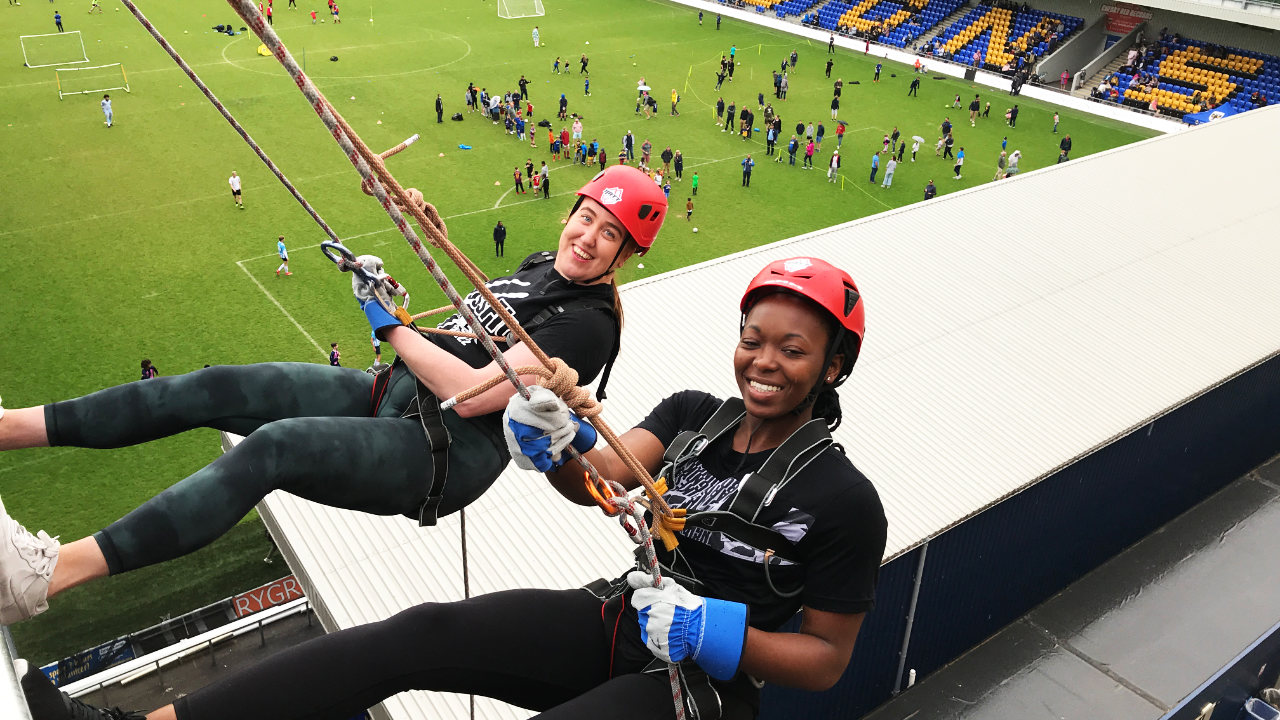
[648,397,838,599]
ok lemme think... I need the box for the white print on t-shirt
[435,278,530,346]
[669,459,813,566]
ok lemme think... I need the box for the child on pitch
[0,166,670,633]
[686,196,694,220]
[275,235,290,276]
[328,343,341,367]
[16,257,886,720]
[228,171,243,208]
[100,94,112,128]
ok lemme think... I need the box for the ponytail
[812,387,843,432]
[610,280,625,330]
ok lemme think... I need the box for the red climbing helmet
[575,165,667,254]
[741,257,865,381]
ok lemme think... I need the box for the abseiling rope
[122,3,690,712]
[217,0,676,526]
[114,0,342,249]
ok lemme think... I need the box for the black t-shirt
[627,390,887,632]
[428,253,616,430]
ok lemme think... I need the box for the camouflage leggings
[45,362,507,575]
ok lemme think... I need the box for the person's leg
[7,363,369,452]
[92,405,464,580]
[174,589,612,720]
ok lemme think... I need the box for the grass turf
[0,0,1155,665]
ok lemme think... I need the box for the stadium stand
[923,3,1082,70]
[777,0,824,21]
[1102,32,1280,119]
[802,0,964,46]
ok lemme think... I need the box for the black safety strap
[661,397,746,469]
[726,419,832,523]
[404,382,451,526]
[660,399,833,567]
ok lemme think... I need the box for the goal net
[19,30,89,69]
[56,63,129,100]
[497,0,545,19]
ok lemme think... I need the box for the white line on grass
[235,260,326,357]
[0,449,73,475]
[218,31,473,80]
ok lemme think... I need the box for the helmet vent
[844,287,861,316]
[637,203,653,219]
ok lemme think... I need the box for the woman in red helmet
[0,165,667,627]
[19,258,886,720]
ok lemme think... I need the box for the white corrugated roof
[254,105,1280,720]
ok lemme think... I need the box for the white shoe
[0,497,59,624]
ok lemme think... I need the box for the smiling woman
[17,256,888,720]
[0,165,667,633]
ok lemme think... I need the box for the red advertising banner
[233,575,305,618]
[1101,2,1152,35]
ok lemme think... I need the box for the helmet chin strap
[794,327,845,415]
[582,243,627,285]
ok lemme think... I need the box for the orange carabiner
[583,470,620,513]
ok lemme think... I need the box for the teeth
[573,247,592,260]
[749,380,782,393]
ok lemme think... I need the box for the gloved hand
[352,255,405,339]
[627,570,748,681]
[503,387,597,472]
[351,254,390,302]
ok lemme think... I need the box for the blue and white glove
[352,255,405,339]
[627,570,749,681]
[503,387,597,472]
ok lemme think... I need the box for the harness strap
[369,361,395,415]
[660,398,746,468]
[404,382,451,526]
[726,419,832,523]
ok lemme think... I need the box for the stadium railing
[2,628,33,720]
[59,597,310,702]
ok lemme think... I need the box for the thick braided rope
[222,0,674,523]
[116,0,341,250]
[129,5,686,710]
[220,0,534,410]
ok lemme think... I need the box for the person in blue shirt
[869,152,880,183]
[275,236,290,277]
[741,154,755,187]
[328,343,341,367]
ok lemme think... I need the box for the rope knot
[543,357,599,420]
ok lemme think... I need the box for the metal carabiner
[322,240,409,319]
[320,240,382,286]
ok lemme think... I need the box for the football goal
[56,63,130,100]
[19,30,89,69]
[497,0,545,19]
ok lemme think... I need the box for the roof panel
[255,106,1280,717]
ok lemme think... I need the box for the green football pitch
[0,0,1155,664]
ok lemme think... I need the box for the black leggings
[173,589,757,720]
[45,363,506,575]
